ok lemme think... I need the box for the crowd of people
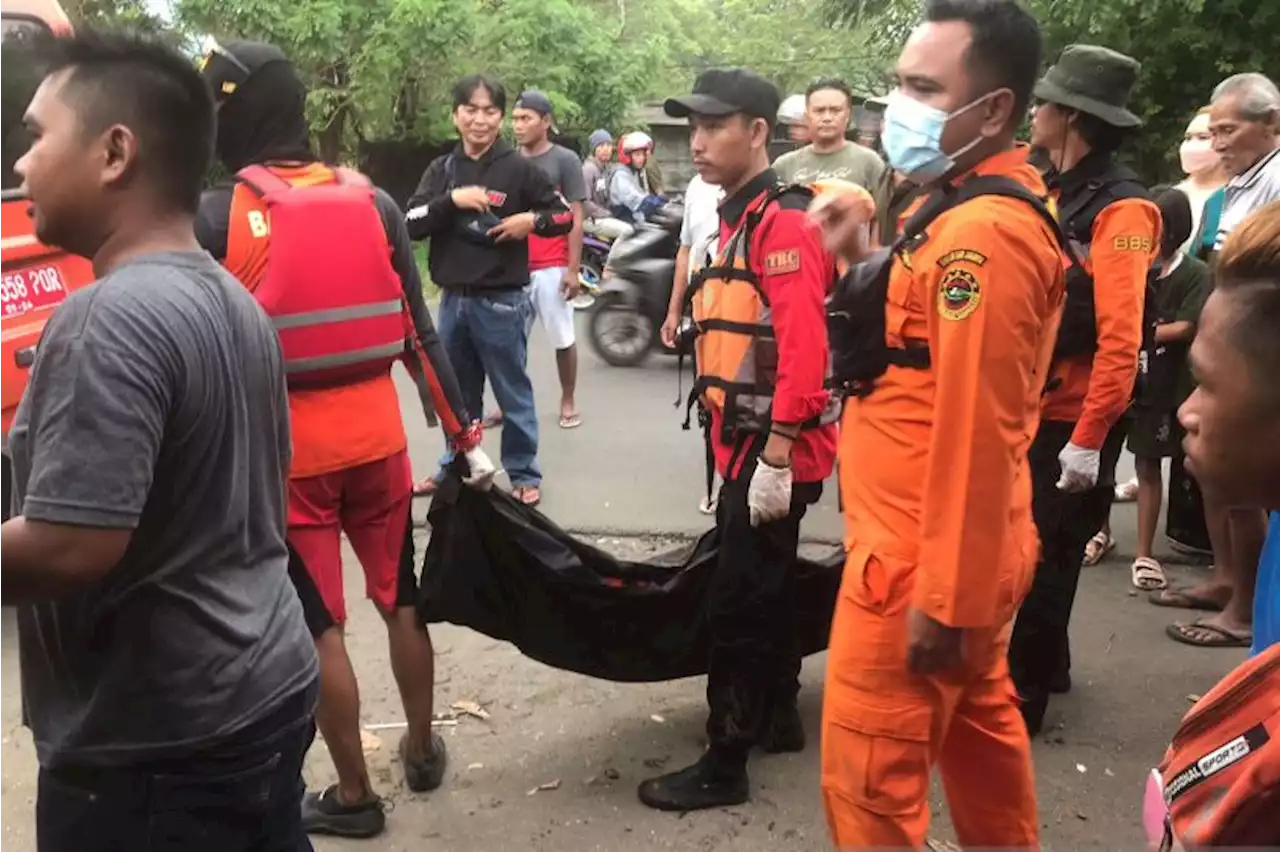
[2,0,1278,849]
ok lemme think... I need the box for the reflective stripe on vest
[272,299,403,330]
[285,341,407,374]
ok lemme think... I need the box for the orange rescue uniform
[1042,198,1162,445]
[821,146,1065,847]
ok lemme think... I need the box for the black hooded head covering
[201,40,314,172]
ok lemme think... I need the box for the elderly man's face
[1209,92,1279,177]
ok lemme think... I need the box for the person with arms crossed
[405,75,573,507]
[4,31,318,852]
[811,0,1062,844]
[638,68,840,812]
[513,90,586,429]
[196,41,495,839]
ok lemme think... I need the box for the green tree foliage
[174,0,891,155]
[828,0,1280,182]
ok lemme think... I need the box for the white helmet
[777,94,806,126]
[621,131,653,153]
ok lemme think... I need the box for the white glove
[1056,442,1100,493]
[462,446,498,491]
[748,458,793,527]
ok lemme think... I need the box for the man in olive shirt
[773,77,891,235]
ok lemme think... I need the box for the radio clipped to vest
[683,183,841,441]
[828,175,1071,399]
[236,165,409,389]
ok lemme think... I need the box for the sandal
[1130,556,1167,591]
[1114,477,1139,503]
[698,494,718,515]
[1082,531,1115,566]
[558,412,583,429]
[1148,586,1227,612]
[1165,619,1252,648]
[482,412,504,429]
[512,485,541,507]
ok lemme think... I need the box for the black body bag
[418,474,845,683]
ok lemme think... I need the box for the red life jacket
[234,164,407,388]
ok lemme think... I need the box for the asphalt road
[0,313,1243,851]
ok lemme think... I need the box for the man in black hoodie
[406,75,572,507]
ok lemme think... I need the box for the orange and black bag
[1151,643,1280,850]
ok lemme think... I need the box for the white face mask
[881,88,994,182]
[1179,138,1219,176]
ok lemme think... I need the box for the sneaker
[637,750,749,812]
[399,731,448,792]
[758,701,806,754]
[301,785,386,838]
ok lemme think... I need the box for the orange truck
[1,0,93,517]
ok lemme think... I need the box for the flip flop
[512,485,541,507]
[1165,619,1252,648]
[482,412,504,429]
[1130,556,1167,591]
[558,412,583,429]
[1148,586,1227,612]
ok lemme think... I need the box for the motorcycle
[574,231,613,310]
[587,202,686,368]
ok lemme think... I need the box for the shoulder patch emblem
[936,248,988,268]
[764,249,801,276]
[486,190,508,207]
[937,268,982,321]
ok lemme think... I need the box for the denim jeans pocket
[480,291,527,315]
[145,751,282,851]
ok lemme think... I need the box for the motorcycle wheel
[573,259,602,310]
[588,291,655,367]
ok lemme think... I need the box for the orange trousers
[821,546,1039,849]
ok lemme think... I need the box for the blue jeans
[37,685,317,852]
[436,288,541,487]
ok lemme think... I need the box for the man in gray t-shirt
[515,90,587,427]
[4,32,316,852]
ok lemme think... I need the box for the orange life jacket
[228,163,408,388]
[687,183,840,435]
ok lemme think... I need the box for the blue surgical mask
[881,89,993,182]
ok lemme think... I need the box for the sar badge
[937,267,982,321]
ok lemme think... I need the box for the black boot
[637,747,749,812]
[1049,669,1072,695]
[1019,692,1047,738]
[758,700,805,754]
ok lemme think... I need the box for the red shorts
[286,450,414,630]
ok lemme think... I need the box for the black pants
[37,684,318,852]
[705,468,821,759]
[1009,419,1127,731]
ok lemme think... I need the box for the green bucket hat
[1034,44,1143,129]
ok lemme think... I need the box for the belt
[448,283,528,297]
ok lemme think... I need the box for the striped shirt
[1215,147,1280,250]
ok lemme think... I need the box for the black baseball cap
[514,90,558,133]
[664,69,781,125]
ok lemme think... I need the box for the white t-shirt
[680,175,724,283]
